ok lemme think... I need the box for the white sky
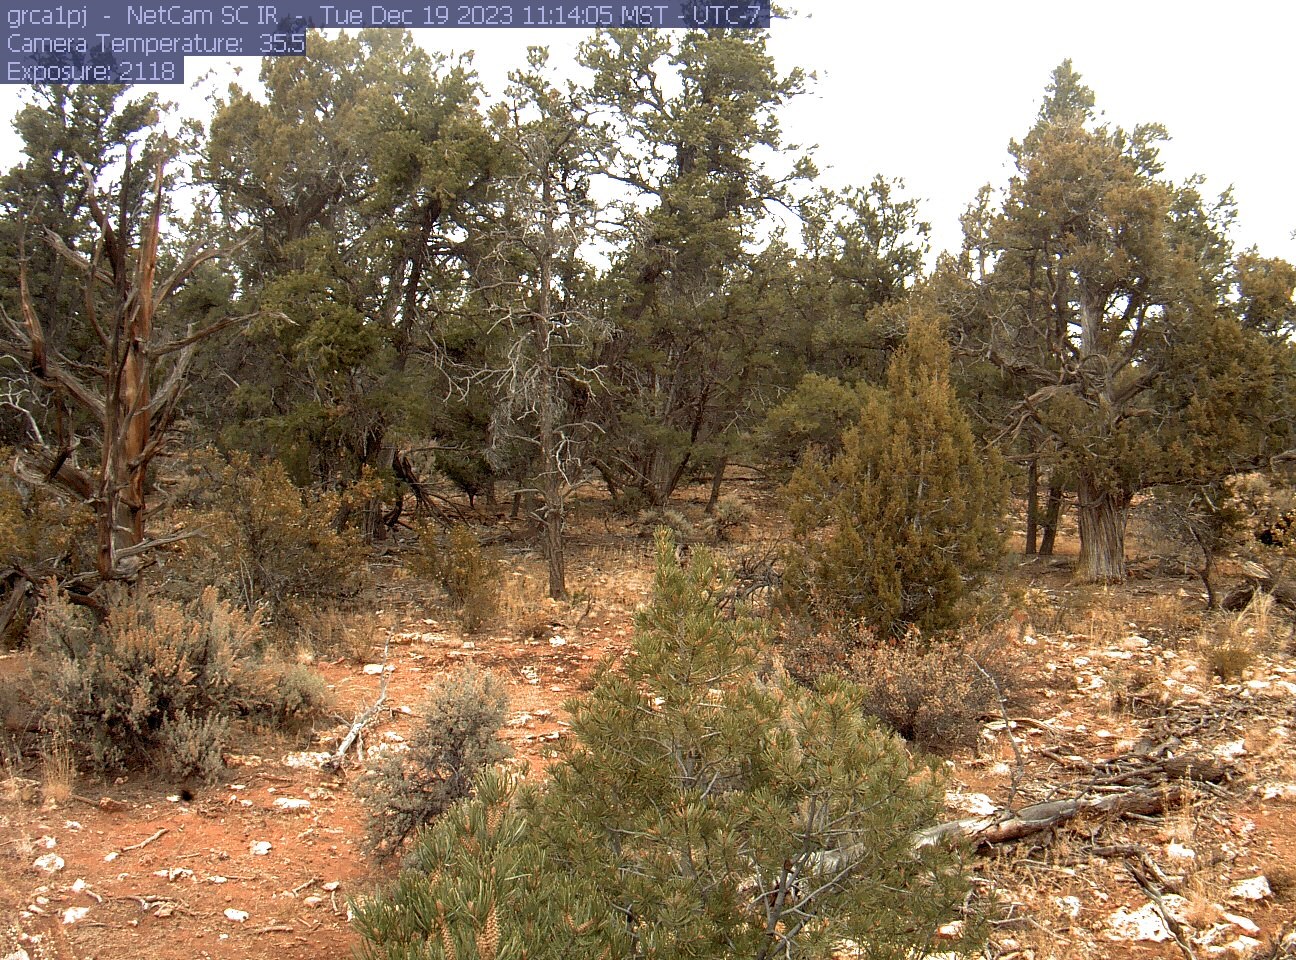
[2,0,1293,264]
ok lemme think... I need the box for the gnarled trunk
[1076,473,1128,582]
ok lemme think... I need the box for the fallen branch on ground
[324,634,391,772]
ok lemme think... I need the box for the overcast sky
[2,1,1293,264]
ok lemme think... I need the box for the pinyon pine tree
[352,531,976,960]
[784,307,1004,637]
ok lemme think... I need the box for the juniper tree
[947,61,1296,581]
[352,531,976,960]
[784,308,1005,637]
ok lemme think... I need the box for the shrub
[0,462,94,645]
[412,525,501,630]
[635,506,694,541]
[36,585,328,781]
[176,452,363,621]
[353,532,978,960]
[756,373,872,477]
[783,309,1004,638]
[241,660,332,730]
[700,495,754,543]
[159,712,231,783]
[38,586,249,779]
[850,630,1016,750]
[356,666,509,861]
[780,617,1018,751]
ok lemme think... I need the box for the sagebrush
[36,585,328,782]
[356,666,509,860]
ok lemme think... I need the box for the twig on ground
[121,827,167,851]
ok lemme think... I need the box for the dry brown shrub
[411,525,502,630]
[779,616,1020,752]
[172,451,364,621]
[850,629,1020,751]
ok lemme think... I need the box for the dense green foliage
[944,60,1296,581]
[784,309,1005,636]
[353,532,975,959]
[0,45,1291,645]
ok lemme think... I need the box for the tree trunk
[1076,473,1128,582]
[1024,458,1039,556]
[704,456,727,514]
[1039,479,1063,556]
[535,173,567,601]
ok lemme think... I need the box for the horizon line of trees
[1,35,1293,610]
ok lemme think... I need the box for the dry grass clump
[1136,593,1204,644]
[498,563,548,625]
[39,734,74,805]
[1198,591,1279,681]
[291,605,380,663]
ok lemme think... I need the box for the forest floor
[2,484,1296,960]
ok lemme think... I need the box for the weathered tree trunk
[704,456,727,514]
[1076,472,1128,582]
[1024,458,1039,556]
[4,157,245,586]
[1039,479,1063,556]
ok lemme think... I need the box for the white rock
[1229,876,1272,901]
[549,635,567,647]
[303,895,323,908]
[945,792,997,816]
[61,906,89,925]
[209,876,228,884]
[363,663,385,675]
[1107,897,1189,942]
[1215,740,1248,759]
[37,836,57,849]
[32,854,64,874]
[223,908,249,922]
[103,851,118,863]
[1260,783,1296,801]
[936,920,965,938]
[282,751,332,769]
[1222,912,1260,935]
[272,797,311,812]
[1056,895,1082,918]
[1166,842,1197,860]
[322,881,340,892]
[4,949,32,960]
[249,840,272,856]
[1223,936,1263,954]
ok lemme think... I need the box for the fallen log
[914,783,1193,850]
